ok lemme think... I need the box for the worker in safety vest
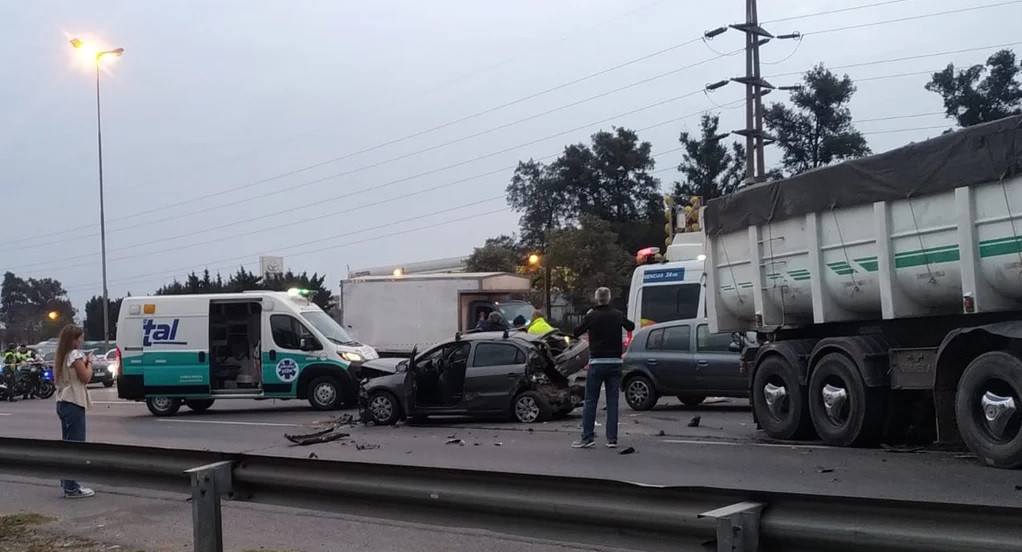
[526,310,555,334]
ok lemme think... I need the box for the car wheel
[678,395,707,407]
[103,379,115,388]
[808,353,885,447]
[751,356,813,440]
[146,397,181,417]
[184,399,215,413]
[624,375,658,411]
[307,376,342,411]
[955,351,1022,469]
[512,391,551,423]
[367,391,402,425]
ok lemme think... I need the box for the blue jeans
[581,362,622,442]
[56,401,86,492]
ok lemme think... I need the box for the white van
[626,230,708,334]
[116,290,378,416]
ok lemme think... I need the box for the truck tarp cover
[704,115,1022,235]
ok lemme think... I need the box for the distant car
[357,330,589,425]
[84,349,116,388]
[621,319,753,410]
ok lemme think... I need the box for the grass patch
[0,514,53,535]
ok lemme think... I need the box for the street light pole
[71,38,123,351]
[94,57,110,352]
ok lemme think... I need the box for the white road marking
[0,413,12,416]
[93,401,139,405]
[156,419,308,428]
[661,439,831,450]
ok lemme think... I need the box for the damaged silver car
[356,330,589,425]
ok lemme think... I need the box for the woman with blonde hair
[54,324,95,498]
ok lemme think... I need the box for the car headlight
[341,352,363,362]
[109,362,119,376]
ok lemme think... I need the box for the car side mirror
[728,341,742,352]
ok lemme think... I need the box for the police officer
[1,345,18,402]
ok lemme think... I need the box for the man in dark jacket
[476,311,507,332]
[571,287,635,448]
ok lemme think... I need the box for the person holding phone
[54,324,95,498]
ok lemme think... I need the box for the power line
[761,0,913,23]
[863,124,951,135]
[2,88,710,256]
[0,42,714,250]
[765,41,1022,78]
[857,111,945,123]
[67,201,513,293]
[808,0,1022,35]
[12,146,686,273]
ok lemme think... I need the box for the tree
[223,267,263,292]
[545,216,633,313]
[926,49,1022,128]
[466,235,523,273]
[263,271,332,310]
[673,114,746,200]
[84,295,124,342]
[0,272,75,344]
[506,127,662,255]
[764,64,871,176]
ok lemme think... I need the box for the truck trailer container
[704,115,1022,467]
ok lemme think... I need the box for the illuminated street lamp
[69,37,124,352]
[47,311,59,321]
[528,253,551,316]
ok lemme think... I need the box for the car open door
[694,324,745,392]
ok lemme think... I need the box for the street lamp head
[69,38,83,49]
[47,311,59,321]
[528,254,541,265]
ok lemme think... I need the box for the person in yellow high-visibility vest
[526,310,555,334]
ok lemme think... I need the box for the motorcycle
[31,363,55,399]
[2,363,55,400]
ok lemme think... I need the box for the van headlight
[341,352,363,362]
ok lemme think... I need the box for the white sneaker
[64,487,95,499]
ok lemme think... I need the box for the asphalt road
[1,386,1021,507]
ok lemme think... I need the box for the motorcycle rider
[2,344,18,402]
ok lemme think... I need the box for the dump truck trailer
[704,115,1022,468]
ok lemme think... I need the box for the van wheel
[955,351,1022,469]
[184,399,215,413]
[752,356,813,440]
[146,397,181,417]
[367,391,401,425]
[808,353,885,447]
[308,376,342,411]
[624,376,658,411]
[511,391,551,423]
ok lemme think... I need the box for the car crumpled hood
[359,357,406,374]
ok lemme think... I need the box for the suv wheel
[625,376,658,411]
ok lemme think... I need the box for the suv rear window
[645,325,691,352]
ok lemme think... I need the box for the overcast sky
[2,0,1019,311]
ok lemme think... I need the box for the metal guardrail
[1,437,1021,552]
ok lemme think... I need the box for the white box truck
[704,115,1022,468]
[339,272,535,356]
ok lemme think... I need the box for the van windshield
[497,302,534,326]
[301,311,357,346]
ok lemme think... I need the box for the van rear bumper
[117,374,144,400]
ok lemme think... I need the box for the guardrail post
[185,461,234,552]
[699,501,764,552]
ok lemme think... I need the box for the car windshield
[301,310,357,346]
[497,302,534,326]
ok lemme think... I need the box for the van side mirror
[728,341,742,353]
[300,337,320,351]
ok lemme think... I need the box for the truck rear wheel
[808,353,884,447]
[955,351,1022,469]
[752,356,813,440]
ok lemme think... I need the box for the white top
[56,349,92,409]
